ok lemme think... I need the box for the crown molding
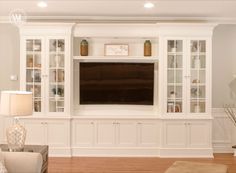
[1,16,236,24]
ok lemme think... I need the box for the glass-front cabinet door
[189,40,207,114]
[25,39,43,113]
[164,38,209,115]
[48,38,65,113]
[166,40,184,114]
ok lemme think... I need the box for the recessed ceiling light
[144,2,154,9]
[37,1,48,8]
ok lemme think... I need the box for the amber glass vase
[80,39,88,56]
[144,40,152,56]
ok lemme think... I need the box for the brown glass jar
[144,40,152,56]
[80,39,88,56]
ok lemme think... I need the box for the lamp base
[6,120,26,152]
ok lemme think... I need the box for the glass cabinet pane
[48,39,65,113]
[25,39,42,112]
[190,40,206,113]
[167,40,183,113]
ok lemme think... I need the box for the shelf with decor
[73,56,159,63]
[73,36,159,60]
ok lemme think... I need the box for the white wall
[212,24,236,108]
[0,23,20,92]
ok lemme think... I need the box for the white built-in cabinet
[161,120,213,157]
[157,24,214,157]
[20,24,73,116]
[0,23,216,157]
[72,119,160,156]
[16,23,74,156]
[19,118,71,156]
[162,120,212,148]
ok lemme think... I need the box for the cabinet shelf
[26,82,41,85]
[49,52,65,54]
[167,98,182,101]
[190,98,205,101]
[191,83,206,86]
[49,97,64,101]
[26,51,41,54]
[191,52,206,56]
[168,83,182,86]
[49,67,64,70]
[26,67,42,70]
[167,52,183,55]
[191,68,206,70]
[167,68,183,70]
[73,56,159,63]
[49,82,64,85]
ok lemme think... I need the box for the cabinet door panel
[164,121,186,148]
[73,121,94,147]
[189,39,207,114]
[139,121,159,147]
[165,39,185,114]
[116,121,136,146]
[96,121,115,146]
[188,121,211,148]
[47,38,66,113]
[24,38,44,114]
[23,120,45,145]
[47,121,69,147]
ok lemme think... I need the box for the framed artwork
[104,44,129,56]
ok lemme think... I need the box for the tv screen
[80,63,154,105]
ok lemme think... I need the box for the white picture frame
[105,44,129,56]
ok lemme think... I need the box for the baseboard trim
[71,147,214,158]
[71,147,160,157]
[49,147,71,157]
[159,148,214,158]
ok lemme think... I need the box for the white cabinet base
[159,148,214,158]
[71,147,160,157]
[49,147,72,157]
[71,147,214,157]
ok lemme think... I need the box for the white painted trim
[0,16,236,24]
[212,107,234,153]
[71,147,160,157]
[159,148,214,158]
[48,147,72,157]
[19,23,74,36]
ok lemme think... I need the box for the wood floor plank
[48,154,236,173]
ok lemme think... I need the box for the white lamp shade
[0,91,33,116]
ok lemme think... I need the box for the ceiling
[0,0,236,23]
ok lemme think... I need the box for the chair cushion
[165,161,228,173]
[0,152,8,173]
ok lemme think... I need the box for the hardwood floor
[48,154,236,173]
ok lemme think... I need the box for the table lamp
[0,91,32,151]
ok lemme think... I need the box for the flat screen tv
[80,63,154,105]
